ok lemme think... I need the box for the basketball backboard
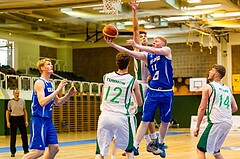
[189,78,207,92]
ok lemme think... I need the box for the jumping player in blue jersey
[105,35,173,158]
[21,58,76,159]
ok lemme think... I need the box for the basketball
[102,24,118,39]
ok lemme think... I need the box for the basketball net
[102,0,122,15]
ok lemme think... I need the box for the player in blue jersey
[129,1,161,154]
[21,58,76,159]
[105,35,173,158]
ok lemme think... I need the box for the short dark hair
[116,52,130,70]
[213,64,226,79]
[139,30,147,35]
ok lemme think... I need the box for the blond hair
[154,36,167,46]
[37,58,51,73]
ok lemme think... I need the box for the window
[0,39,14,67]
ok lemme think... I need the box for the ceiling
[0,0,240,42]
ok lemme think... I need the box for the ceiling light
[193,3,221,10]
[38,19,45,22]
[124,21,133,25]
[60,8,72,13]
[136,0,159,2]
[164,16,194,21]
[144,24,156,29]
[116,22,125,29]
[72,4,103,9]
[60,8,90,17]
[93,7,103,10]
[211,12,240,18]
[181,3,221,11]
[187,0,201,3]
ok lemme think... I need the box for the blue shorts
[29,117,58,150]
[142,89,173,123]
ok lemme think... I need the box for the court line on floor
[0,132,189,153]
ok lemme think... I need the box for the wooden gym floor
[0,128,239,159]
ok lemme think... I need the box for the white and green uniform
[197,81,233,154]
[96,71,135,156]
[129,100,137,139]
[134,58,149,113]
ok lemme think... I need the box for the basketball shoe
[158,143,166,158]
[133,147,139,156]
[146,139,159,153]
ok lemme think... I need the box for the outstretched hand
[104,36,114,44]
[128,0,140,10]
[126,39,136,47]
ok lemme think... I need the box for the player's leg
[213,152,223,159]
[95,114,114,158]
[154,91,173,158]
[156,121,169,157]
[134,90,159,155]
[125,151,134,159]
[110,137,117,159]
[212,122,231,159]
[42,144,59,159]
[114,115,134,158]
[134,120,152,154]
[136,83,151,146]
[95,154,104,159]
[146,115,158,153]
[21,117,45,159]
[196,149,206,159]
[42,119,59,159]
[21,149,45,159]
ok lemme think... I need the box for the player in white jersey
[194,64,238,159]
[95,52,142,159]
[110,99,138,159]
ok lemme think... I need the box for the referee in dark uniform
[6,89,29,157]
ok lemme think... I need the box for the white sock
[144,134,151,144]
[134,141,140,148]
[159,137,164,144]
[150,132,158,140]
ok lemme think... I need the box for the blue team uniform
[29,78,58,150]
[142,53,174,122]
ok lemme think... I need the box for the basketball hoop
[102,0,122,15]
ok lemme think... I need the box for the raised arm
[129,1,140,45]
[127,39,172,59]
[105,37,147,63]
